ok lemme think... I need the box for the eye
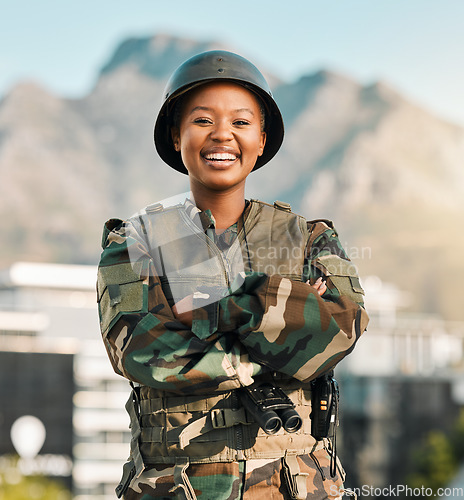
[193,117,212,125]
[233,119,251,126]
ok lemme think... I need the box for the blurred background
[1,1,463,499]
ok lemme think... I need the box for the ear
[171,127,180,152]
[258,131,266,157]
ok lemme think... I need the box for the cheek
[179,128,204,152]
[245,131,266,156]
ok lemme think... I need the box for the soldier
[97,51,369,499]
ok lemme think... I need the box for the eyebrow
[188,106,255,116]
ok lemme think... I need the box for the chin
[196,171,247,191]
[202,180,242,192]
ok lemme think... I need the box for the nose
[210,119,233,142]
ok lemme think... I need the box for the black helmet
[154,50,284,174]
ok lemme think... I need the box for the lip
[201,146,241,169]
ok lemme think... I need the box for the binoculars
[239,383,302,435]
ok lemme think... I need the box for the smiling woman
[97,50,369,499]
[171,82,266,200]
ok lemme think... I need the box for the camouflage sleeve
[306,220,365,307]
[97,218,265,395]
[217,221,369,382]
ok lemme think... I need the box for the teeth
[204,153,237,161]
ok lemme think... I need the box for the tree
[0,456,71,500]
[406,408,464,498]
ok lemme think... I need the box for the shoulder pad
[273,200,292,212]
[307,219,337,248]
[102,218,124,248]
[307,218,334,229]
[145,202,164,213]
[250,198,301,216]
[104,218,124,230]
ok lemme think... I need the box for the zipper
[232,391,245,460]
[180,210,230,287]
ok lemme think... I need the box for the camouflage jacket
[97,199,369,395]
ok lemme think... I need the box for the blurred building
[341,275,464,377]
[337,275,464,493]
[1,263,463,498]
[0,262,128,500]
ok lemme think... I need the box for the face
[171,81,266,193]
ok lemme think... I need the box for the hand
[172,295,193,327]
[307,277,327,296]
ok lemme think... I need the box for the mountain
[0,82,112,263]
[1,33,463,320]
[100,34,227,80]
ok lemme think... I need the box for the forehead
[180,81,261,112]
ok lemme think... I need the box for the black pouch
[310,373,339,440]
[115,459,136,498]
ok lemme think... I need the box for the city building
[0,263,463,497]
[0,262,128,500]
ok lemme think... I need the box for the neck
[190,183,246,230]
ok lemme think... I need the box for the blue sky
[2,0,463,125]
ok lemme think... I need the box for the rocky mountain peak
[274,69,361,127]
[361,80,404,108]
[99,33,228,80]
[310,68,358,86]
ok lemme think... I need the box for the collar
[183,199,250,248]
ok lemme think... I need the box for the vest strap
[140,394,226,414]
[283,454,309,500]
[178,407,250,449]
[125,390,145,479]
[115,459,136,498]
[168,458,197,500]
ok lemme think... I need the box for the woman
[97,50,368,499]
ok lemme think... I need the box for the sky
[1,0,464,126]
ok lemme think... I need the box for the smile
[203,152,238,161]
[201,147,241,168]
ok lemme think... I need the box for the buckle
[211,408,249,429]
[211,409,227,429]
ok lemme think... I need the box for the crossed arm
[97,218,368,395]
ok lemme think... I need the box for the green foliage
[452,408,464,460]
[406,408,464,498]
[407,431,456,493]
[0,456,71,500]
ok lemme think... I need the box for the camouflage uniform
[123,454,344,499]
[97,199,368,499]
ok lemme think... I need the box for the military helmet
[154,50,284,174]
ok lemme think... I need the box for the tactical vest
[137,199,309,305]
[121,200,328,493]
